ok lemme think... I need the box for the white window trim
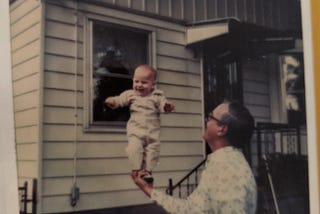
[83,13,156,133]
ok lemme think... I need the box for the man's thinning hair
[219,101,255,149]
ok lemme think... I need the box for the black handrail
[19,179,37,214]
[166,158,207,196]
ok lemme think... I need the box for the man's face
[132,68,155,97]
[203,103,229,142]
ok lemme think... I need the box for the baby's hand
[105,97,115,108]
[164,102,175,113]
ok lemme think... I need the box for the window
[203,55,243,154]
[85,19,152,130]
[280,54,306,125]
[203,57,242,115]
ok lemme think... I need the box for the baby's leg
[145,137,161,172]
[125,135,145,171]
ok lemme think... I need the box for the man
[131,101,257,214]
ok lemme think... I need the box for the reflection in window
[281,54,306,125]
[203,59,242,115]
[92,21,148,123]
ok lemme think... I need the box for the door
[203,55,243,154]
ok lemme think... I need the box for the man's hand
[164,102,175,113]
[131,170,153,197]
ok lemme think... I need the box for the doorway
[203,54,243,154]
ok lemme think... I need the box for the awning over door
[187,18,296,58]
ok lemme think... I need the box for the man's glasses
[205,113,222,123]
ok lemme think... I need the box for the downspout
[70,0,80,208]
[38,0,46,213]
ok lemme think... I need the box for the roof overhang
[187,18,296,58]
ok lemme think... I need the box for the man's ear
[217,125,228,137]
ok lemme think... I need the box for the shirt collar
[207,146,237,161]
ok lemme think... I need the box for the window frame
[279,53,306,126]
[83,14,156,132]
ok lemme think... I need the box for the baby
[105,65,175,182]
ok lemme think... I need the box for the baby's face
[132,68,155,97]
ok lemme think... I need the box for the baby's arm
[164,102,175,113]
[104,90,132,109]
[104,97,116,108]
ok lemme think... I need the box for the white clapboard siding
[13,73,39,96]
[43,125,201,143]
[41,190,151,214]
[43,125,127,142]
[43,142,127,159]
[15,126,39,144]
[157,55,188,72]
[157,41,194,60]
[158,84,201,101]
[242,59,271,122]
[43,107,82,125]
[43,156,202,178]
[157,28,185,45]
[45,3,80,25]
[16,161,38,178]
[170,99,202,114]
[10,6,41,38]
[43,141,202,160]
[10,0,39,23]
[158,69,201,87]
[16,143,38,161]
[157,55,200,74]
[13,90,39,112]
[45,37,83,58]
[161,142,203,155]
[44,71,83,91]
[11,23,41,51]
[43,89,83,108]
[46,20,84,42]
[45,55,83,75]
[10,2,42,200]
[14,108,38,128]
[12,56,40,80]
[11,40,40,66]
[161,113,202,127]
[42,175,135,196]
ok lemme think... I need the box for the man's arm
[131,171,208,214]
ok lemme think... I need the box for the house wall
[10,1,43,213]
[242,58,271,123]
[42,0,203,213]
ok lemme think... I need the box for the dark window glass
[281,54,306,125]
[92,21,148,123]
[203,57,242,115]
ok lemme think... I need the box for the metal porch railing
[18,178,37,214]
[166,159,206,197]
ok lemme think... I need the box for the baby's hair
[135,64,157,80]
